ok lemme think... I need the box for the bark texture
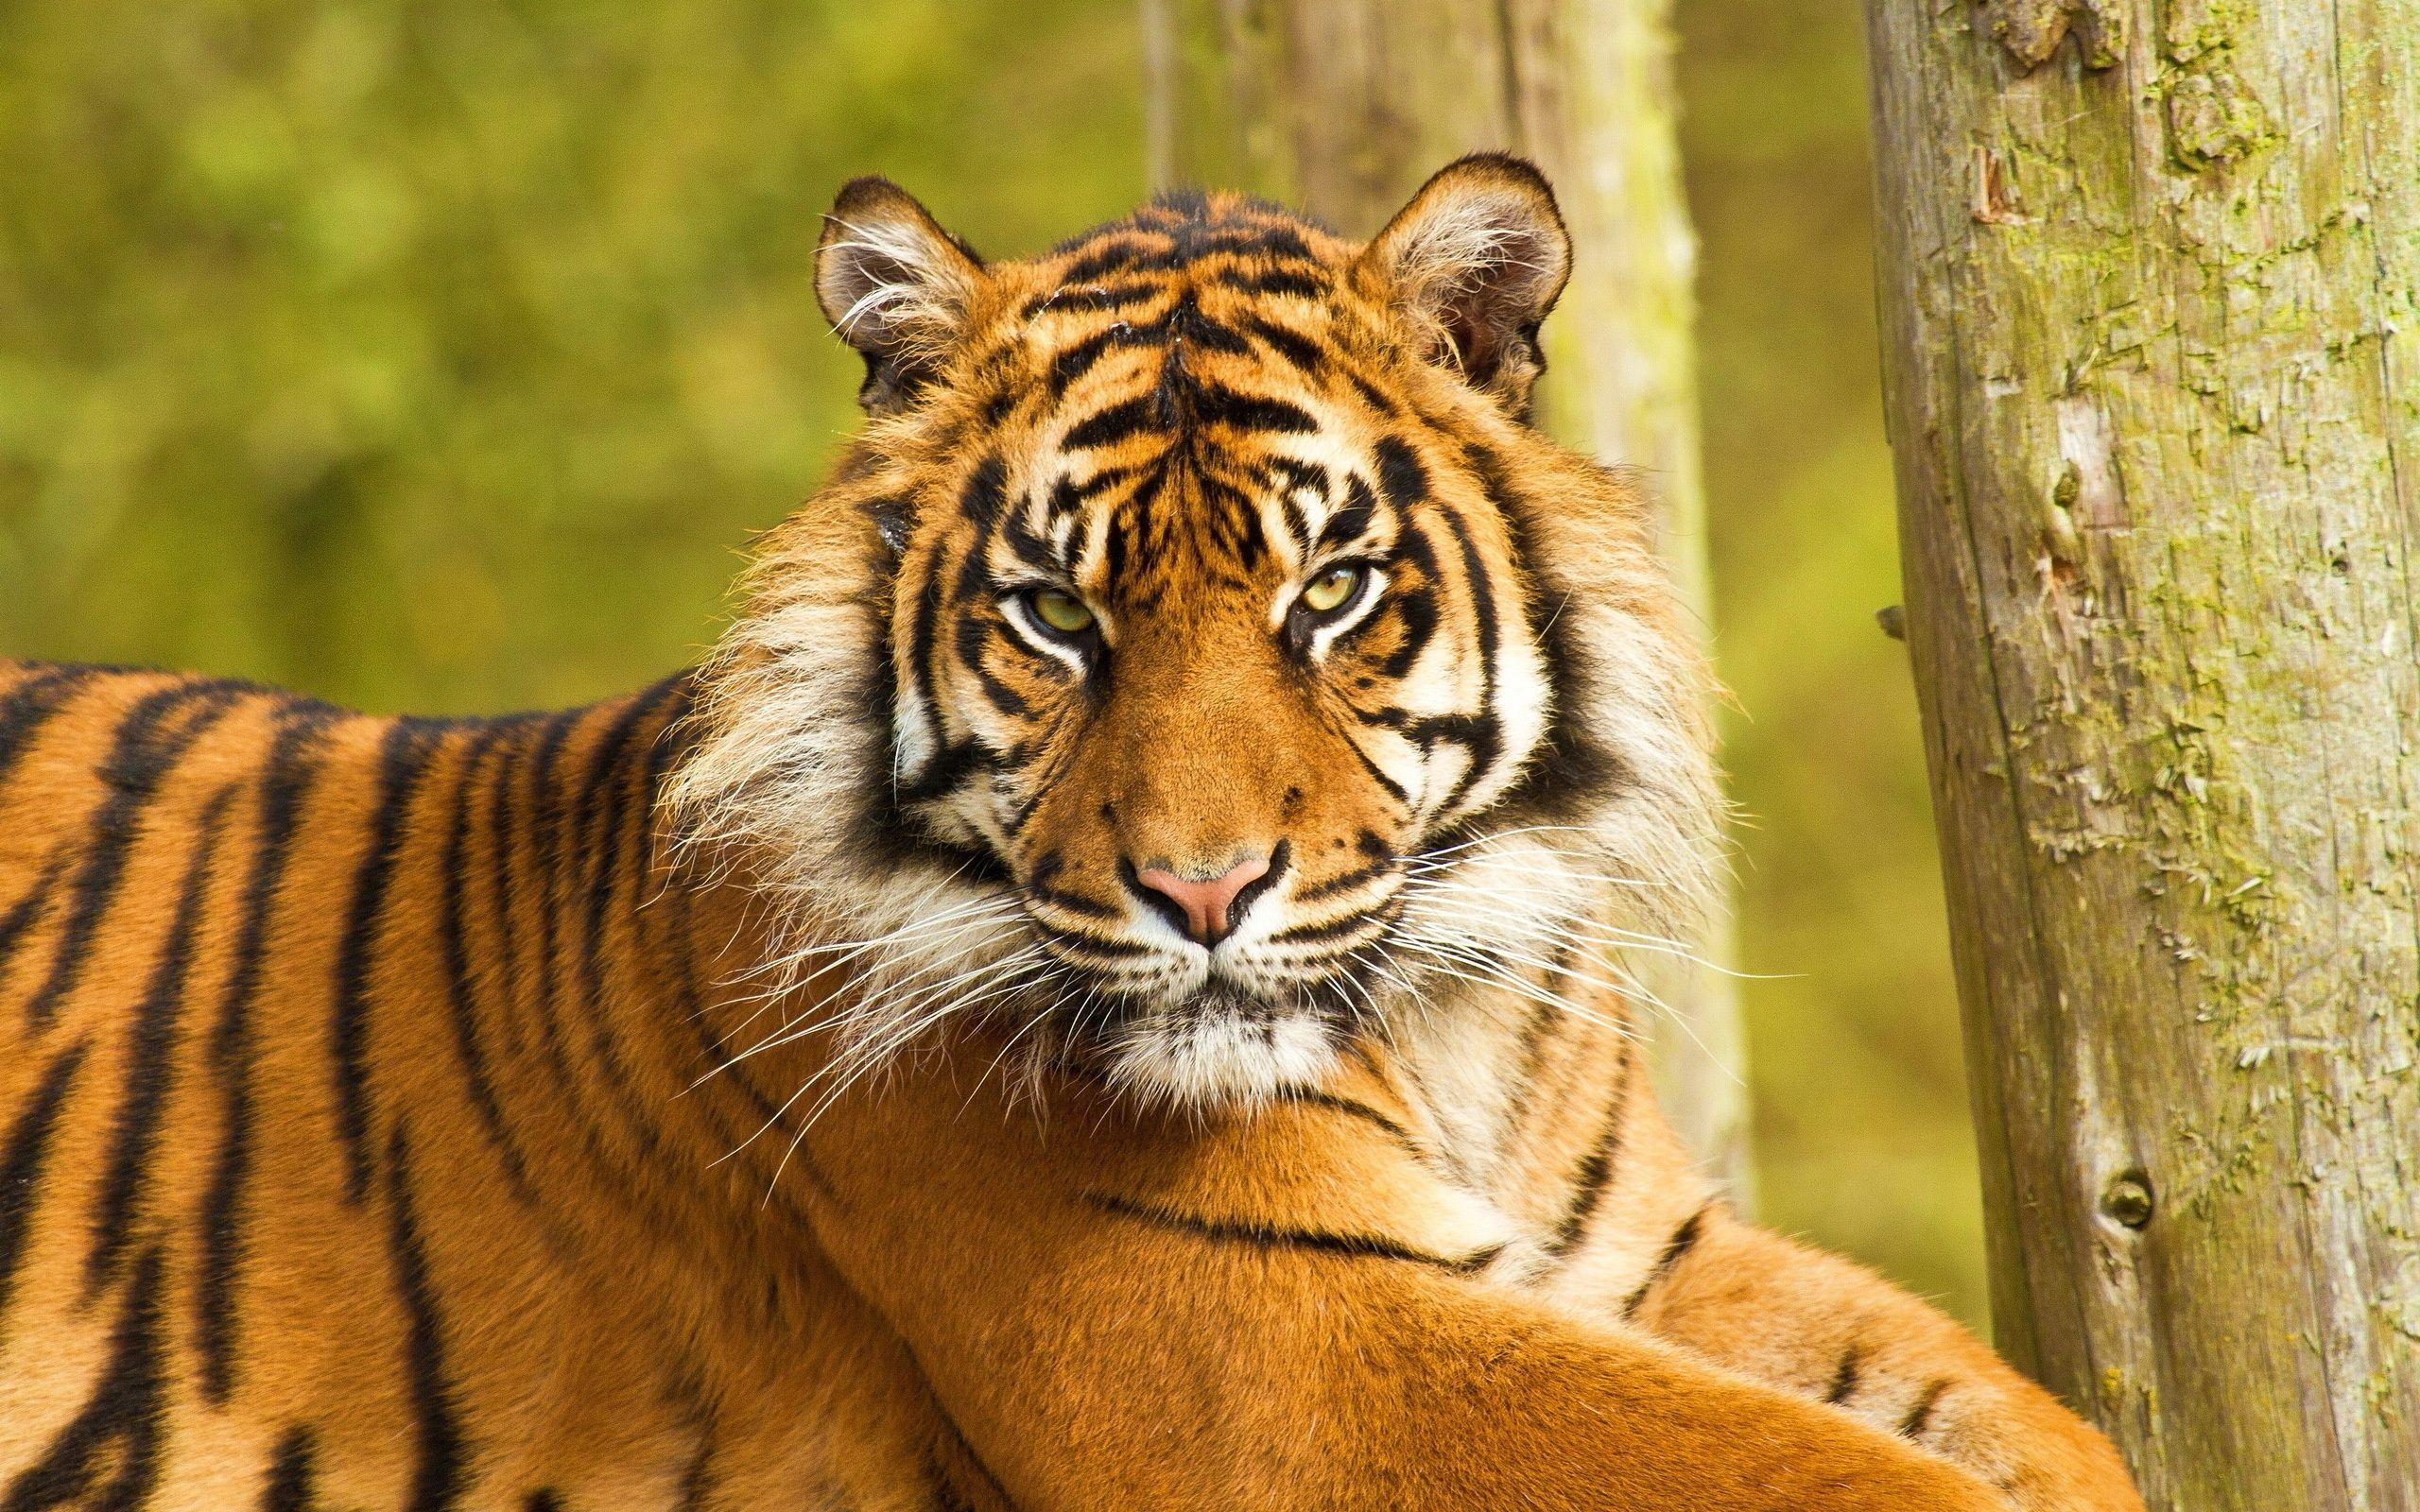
[1864,3,2420,1507]
[1144,0,1753,1196]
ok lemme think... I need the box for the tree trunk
[1144,0,1753,1199]
[1863,3,2420,1506]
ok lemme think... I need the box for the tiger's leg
[790,1034,2016,1512]
[1497,1047,2141,1512]
[1616,1208,2143,1511]
[1417,995,2141,1512]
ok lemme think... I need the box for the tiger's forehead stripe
[839,181,1576,888]
[975,241,1381,601]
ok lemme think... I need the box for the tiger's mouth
[1083,982,1363,1105]
[1015,898,1395,1104]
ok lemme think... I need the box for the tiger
[0,154,2143,1511]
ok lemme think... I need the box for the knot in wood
[1984,0,2124,71]
[2100,1173,2156,1229]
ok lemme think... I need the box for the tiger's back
[0,662,985,1511]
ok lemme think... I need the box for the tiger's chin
[1092,988,1351,1108]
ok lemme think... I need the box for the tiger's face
[675,157,1719,1108]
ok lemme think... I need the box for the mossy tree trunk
[1143,0,1752,1198]
[1864,3,2420,1506]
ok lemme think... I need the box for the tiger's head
[672,155,1720,1108]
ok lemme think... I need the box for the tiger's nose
[1132,853,1274,946]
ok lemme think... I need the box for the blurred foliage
[0,0,1146,707]
[1678,0,1983,1321]
[0,1,1983,1322]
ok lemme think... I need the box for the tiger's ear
[1357,155,1571,414]
[816,177,986,413]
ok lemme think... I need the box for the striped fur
[0,158,2139,1511]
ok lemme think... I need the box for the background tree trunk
[1144,0,1754,1199]
[1863,3,2420,1506]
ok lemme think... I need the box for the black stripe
[1241,315,1326,376]
[521,1492,562,1512]
[1545,1048,1634,1262]
[0,1036,89,1332]
[1212,266,1326,299]
[1345,369,1400,416]
[197,705,337,1403]
[1021,281,1168,318]
[22,680,244,1027]
[1294,836,1395,902]
[958,452,1010,533]
[1190,383,1318,435]
[1373,437,1428,510]
[481,716,541,1060]
[1061,395,1163,452]
[0,852,68,976]
[1482,947,1578,1145]
[1266,1087,1428,1160]
[999,504,1058,579]
[1038,931,1162,962]
[1057,237,1158,284]
[520,710,588,1108]
[1214,223,1315,261]
[1374,501,1443,680]
[436,725,538,1204]
[1327,721,1414,808]
[1059,222,1321,284]
[0,666,89,788]
[893,739,988,808]
[1320,474,1376,549]
[85,784,238,1299]
[1165,292,1252,356]
[2,1244,168,1511]
[1898,1379,1951,1439]
[332,718,441,1204]
[1047,328,1132,399]
[1464,440,1628,823]
[1084,1192,1497,1274]
[1047,465,1137,512]
[259,1427,320,1512]
[957,619,1030,718]
[1620,1202,1714,1317]
[1263,910,1385,947]
[1375,587,1440,679]
[564,686,688,1177]
[927,1401,1018,1512]
[515,704,719,1225]
[1509,995,1561,1101]
[1426,496,1508,813]
[1824,1345,1864,1406]
[385,1123,470,1512]
[1043,299,1258,402]
[900,551,951,793]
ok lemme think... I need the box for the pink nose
[1133,855,1271,946]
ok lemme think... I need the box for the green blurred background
[0,2,1980,1321]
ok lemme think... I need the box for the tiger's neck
[368,675,837,1243]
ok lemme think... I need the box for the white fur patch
[1101,1005,1345,1108]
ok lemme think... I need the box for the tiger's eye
[1031,589,1096,635]
[1301,565,1363,615]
